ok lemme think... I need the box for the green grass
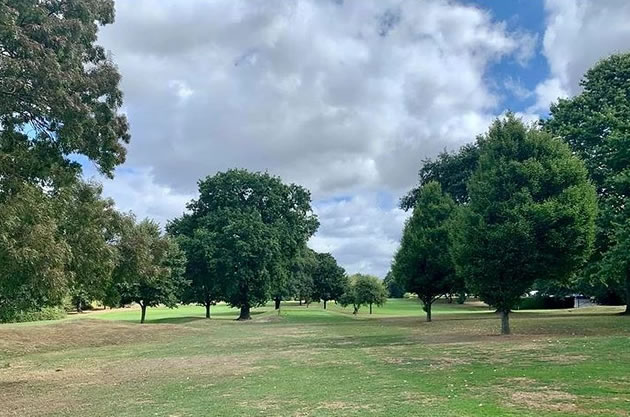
[1,299,629,417]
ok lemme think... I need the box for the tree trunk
[274,297,281,310]
[205,302,211,319]
[426,302,432,322]
[237,304,251,321]
[353,305,358,315]
[323,299,327,310]
[624,270,630,315]
[501,310,510,335]
[369,303,373,314]
[76,299,82,313]
[299,299,302,306]
[140,304,147,324]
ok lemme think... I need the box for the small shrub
[0,306,66,323]
[516,296,574,310]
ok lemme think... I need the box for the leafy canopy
[0,185,69,320]
[340,274,387,314]
[312,252,346,307]
[111,218,187,322]
[544,53,630,309]
[181,169,318,318]
[393,181,457,320]
[451,115,597,321]
[0,0,129,193]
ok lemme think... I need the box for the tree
[111,218,187,323]
[0,0,129,193]
[270,260,294,310]
[400,143,480,210]
[544,53,630,313]
[393,182,457,322]
[167,215,221,318]
[338,276,360,314]
[384,271,405,298]
[355,274,387,314]
[59,181,121,312]
[183,170,319,320]
[312,252,346,309]
[0,185,69,321]
[452,115,597,334]
[293,247,318,306]
[340,274,387,314]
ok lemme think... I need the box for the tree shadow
[146,316,208,324]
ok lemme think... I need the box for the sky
[84,0,630,277]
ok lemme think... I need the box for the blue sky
[88,0,630,276]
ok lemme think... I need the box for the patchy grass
[1,300,629,416]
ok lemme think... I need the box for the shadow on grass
[146,316,208,324]
[145,310,268,324]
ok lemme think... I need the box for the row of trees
[0,0,354,323]
[393,53,630,334]
[166,169,351,321]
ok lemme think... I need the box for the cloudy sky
[83,0,630,277]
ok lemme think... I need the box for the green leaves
[175,169,319,315]
[452,115,597,315]
[339,274,387,314]
[393,182,457,311]
[0,0,129,189]
[544,53,630,309]
[312,252,346,305]
[112,218,188,319]
[0,184,70,319]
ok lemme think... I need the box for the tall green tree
[292,246,318,306]
[167,215,221,318]
[312,252,346,309]
[0,185,69,321]
[393,182,457,322]
[59,181,121,312]
[182,170,319,320]
[383,271,405,298]
[544,53,630,313]
[452,116,597,334]
[0,0,129,193]
[111,218,187,323]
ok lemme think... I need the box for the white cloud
[93,0,537,275]
[90,168,193,228]
[533,0,630,112]
[309,193,410,276]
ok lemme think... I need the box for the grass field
[1,299,629,416]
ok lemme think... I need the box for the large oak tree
[179,170,319,320]
[0,0,129,192]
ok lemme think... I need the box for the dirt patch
[317,401,373,411]
[536,354,589,364]
[0,383,78,417]
[494,377,578,413]
[0,319,192,358]
[509,390,577,412]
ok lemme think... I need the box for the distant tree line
[393,53,630,334]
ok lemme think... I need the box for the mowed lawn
[1,300,629,417]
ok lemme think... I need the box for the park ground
[1,299,629,417]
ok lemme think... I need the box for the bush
[0,306,66,323]
[515,296,574,310]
